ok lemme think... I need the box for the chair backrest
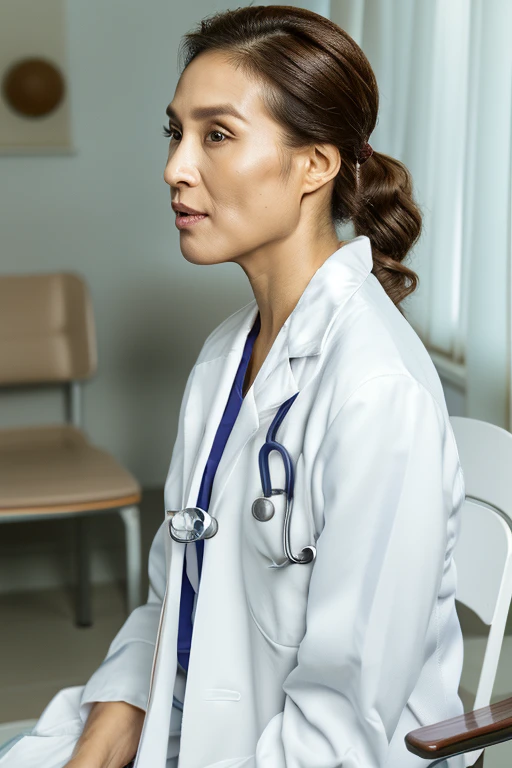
[450,416,512,713]
[0,272,97,386]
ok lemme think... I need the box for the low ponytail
[343,150,422,315]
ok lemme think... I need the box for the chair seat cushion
[0,424,141,513]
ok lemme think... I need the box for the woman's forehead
[171,54,269,124]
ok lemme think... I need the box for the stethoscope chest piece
[167,506,218,543]
[251,496,276,522]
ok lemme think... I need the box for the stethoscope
[167,393,317,565]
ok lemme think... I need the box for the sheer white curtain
[329,0,512,429]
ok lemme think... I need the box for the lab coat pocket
[242,451,315,647]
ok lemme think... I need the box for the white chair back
[450,416,512,768]
[454,499,512,705]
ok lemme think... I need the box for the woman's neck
[245,236,347,350]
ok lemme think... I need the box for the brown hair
[178,5,421,316]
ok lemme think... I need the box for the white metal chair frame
[409,415,512,767]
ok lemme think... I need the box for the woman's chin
[179,239,235,267]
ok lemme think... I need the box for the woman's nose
[164,162,199,187]
[163,144,200,187]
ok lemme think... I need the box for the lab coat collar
[179,235,373,511]
[286,233,373,358]
[200,234,373,363]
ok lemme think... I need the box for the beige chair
[0,272,142,626]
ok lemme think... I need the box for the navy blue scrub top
[177,311,261,672]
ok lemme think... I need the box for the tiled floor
[1,506,512,766]
[0,487,164,723]
[0,582,128,722]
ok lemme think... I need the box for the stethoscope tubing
[168,392,316,564]
[254,392,316,564]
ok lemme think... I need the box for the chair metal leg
[118,505,142,614]
[75,516,92,627]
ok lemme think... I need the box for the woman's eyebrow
[165,103,247,123]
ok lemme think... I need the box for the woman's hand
[63,701,145,768]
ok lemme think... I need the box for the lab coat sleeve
[78,363,197,721]
[77,530,166,719]
[246,374,463,768]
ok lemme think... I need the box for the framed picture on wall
[0,0,73,154]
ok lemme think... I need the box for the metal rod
[75,516,92,627]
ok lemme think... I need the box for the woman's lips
[175,212,208,229]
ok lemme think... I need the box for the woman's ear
[301,143,341,194]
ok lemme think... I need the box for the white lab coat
[0,235,468,768]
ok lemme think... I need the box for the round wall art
[0,0,72,154]
[2,57,66,118]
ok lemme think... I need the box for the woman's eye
[162,125,179,140]
[161,125,227,144]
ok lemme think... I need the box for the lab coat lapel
[179,322,259,513]
[208,345,300,522]
[177,306,300,528]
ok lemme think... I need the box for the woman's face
[163,51,331,268]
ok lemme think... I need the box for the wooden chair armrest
[405,697,512,759]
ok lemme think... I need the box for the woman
[0,6,468,768]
